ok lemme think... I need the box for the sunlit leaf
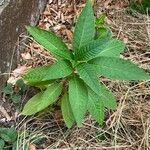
[22,83,63,115]
[89,57,150,80]
[73,0,95,51]
[26,26,72,60]
[23,60,73,84]
[61,93,75,128]
[69,76,88,126]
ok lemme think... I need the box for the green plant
[2,79,27,104]
[129,0,150,14]
[22,0,150,128]
[0,127,18,149]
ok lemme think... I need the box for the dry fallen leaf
[21,52,31,60]
[0,106,11,121]
[91,0,95,6]
[29,144,36,150]
[103,0,112,9]
[123,38,128,44]
[7,65,28,84]
[12,65,27,77]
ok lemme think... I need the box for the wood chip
[0,106,11,121]
[29,144,37,150]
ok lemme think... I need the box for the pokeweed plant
[22,0,150,128]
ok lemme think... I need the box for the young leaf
[96,27,112,40]
[11,94,21,103]
[95,15,106,27]
[2,83,13,95]
[95,15,112,40]
[23,60,73,84]
[73,0,95,51]
[75,38,109,61]
[97,39,125,57]
[22,83,63,115]
[61,93,75,128]
[77,63,117,110]
[16,79,27,92]
[77,63,100,96]
[26,26,72,60]
[0,127,17,143]
[89,57,150,80]
[88,88,105,125]
[69,76,88,126]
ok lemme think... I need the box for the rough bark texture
[0,0,47,91]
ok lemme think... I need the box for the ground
[0,0,150,149]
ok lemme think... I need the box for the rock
[0,0,47,93]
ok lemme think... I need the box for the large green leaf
[89,57,150,80]
[97,39,125,57]
[75,38,109,61]
[75,39,125,61]
[97,83,117,110]
[23,60,73,84]
[69,76,88,126]
[73,0,95,51]
[77,63,117,110]
[26,26,72,60]
[22,83,63,115]
[77,63,100,95]
[61,93,75,128]
[87,88,105,125]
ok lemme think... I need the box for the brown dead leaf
[12,65,27,77]
[29,144,36,150]
[7,76,18,85]
[0,106,11,121]
[43,10,51,16]
[21,52,31,60]
[91,0,95,6]
[7,65,28,84]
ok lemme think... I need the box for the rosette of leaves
[2,79,27,104]
[22,0,150,128]
[0,128,17,149]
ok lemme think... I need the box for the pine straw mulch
[2,0,150,149]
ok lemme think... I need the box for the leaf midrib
[74,79,80,111]
[30,28,71,59]
[91,63,130,76]
[32,30,60,51]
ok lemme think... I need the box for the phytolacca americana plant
[21,0,150,128]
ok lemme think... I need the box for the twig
[0,105,11,121]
